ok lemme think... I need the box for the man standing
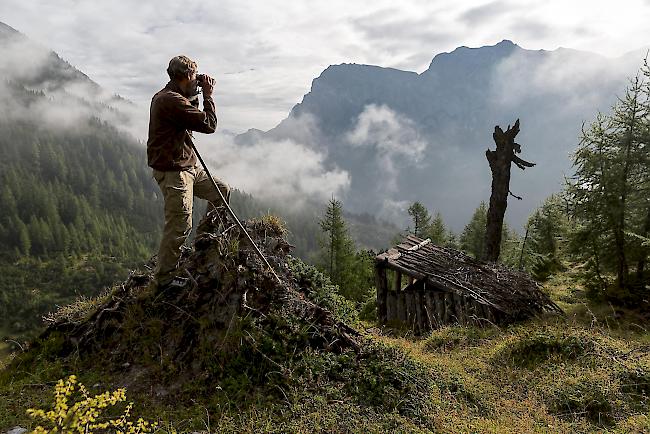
[147,55,230,289]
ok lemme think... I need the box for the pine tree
[319,197,356,291]
[426,212,448,246]
[17,218,31,255]
[460,202,488,259]
[407,202,431,238]
[524,195,569,279]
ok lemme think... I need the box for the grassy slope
[1,267,650,433]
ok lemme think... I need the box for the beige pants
[153,166,230,285]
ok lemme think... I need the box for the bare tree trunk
[518,224,530,270]
[614,85,639,288]
[636,207,650,282]
[485,119,535,262]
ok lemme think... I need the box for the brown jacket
[147,81,217,171]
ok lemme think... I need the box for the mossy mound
[23,212,359,387]
[2,212,437,430]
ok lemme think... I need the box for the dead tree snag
[485,119,535,262]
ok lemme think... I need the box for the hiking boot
[156,276,191,295]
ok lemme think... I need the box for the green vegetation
[566,68,650,298]
[2,266,650,433]
[3,37,650,434]
[407,202,431,238]
[316,197,375,303]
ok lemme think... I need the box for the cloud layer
[0,33,143,137]
[0,1,648,133]
[195,131,350,208]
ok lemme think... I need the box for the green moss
[494,329,596,368]
[424,326,501,352]
[547,373,616,426]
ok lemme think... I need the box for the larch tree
[567,73,649,289]
[407,202,431,238]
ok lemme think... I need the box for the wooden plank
[397,291,407,323]
[375,266,388,323]
[434,292,444,328]
[394,271,402,292]
[405,290,416,330]
[424,291,438,330]
[452,292,465,325]
[415,290,426,334]
[443,293,451,325]
[386,290,397,322]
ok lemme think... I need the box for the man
[147,55,230,290]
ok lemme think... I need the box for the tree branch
[512,155,536,170]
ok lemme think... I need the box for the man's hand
[200,74,215,97]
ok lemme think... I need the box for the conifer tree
[407,202,431,238]
[426,212,448,246]
[524,195,569,279]
[567,73,649,289]
[460,202,488,259]
[319,197,356,290]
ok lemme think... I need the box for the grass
[2,266,650,432]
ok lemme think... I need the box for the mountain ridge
[236,40,645,229]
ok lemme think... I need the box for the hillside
[1,226,650,432]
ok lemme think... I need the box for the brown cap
[166,55,197,79]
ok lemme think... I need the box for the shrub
[287,256,358,324]
[27,375,159,433]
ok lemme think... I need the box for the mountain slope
[238,40,644,230]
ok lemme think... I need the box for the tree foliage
[407,202,431,238]
[523,195,570,280]
[460,202,488,259]
[460,201,519,264]
[318,198,374,302]
[566,68,650,295]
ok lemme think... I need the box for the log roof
[376,235,562,320]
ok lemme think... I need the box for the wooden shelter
[375,235,562,333]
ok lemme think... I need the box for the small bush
[27,375,158,433]
[358,289,377,321]
[287,256,358,324]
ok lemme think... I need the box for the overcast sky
[0,0,648,134]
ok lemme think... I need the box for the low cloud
[196,130,350,209]
[346,104,427,193]
[0,33,147,139]
[490,47,642,114]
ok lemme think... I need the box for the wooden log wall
[377,265,500,333]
